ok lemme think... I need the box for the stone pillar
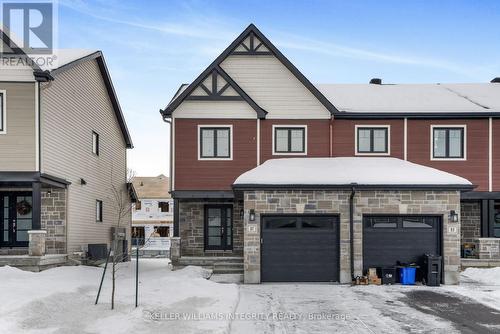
[170,237,181,264]
[28,230,47,256]
[477,238,500,259]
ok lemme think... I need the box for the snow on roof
[233,157,472,188]
[316,83,500,113]
[39,49,99,71]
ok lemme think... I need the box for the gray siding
[0,82,36,171]
[41,59,130,253]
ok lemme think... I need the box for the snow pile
[461,267,500,286]
[0,260,238,334]
[234,157,472,187]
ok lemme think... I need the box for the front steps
[175,256,244,275]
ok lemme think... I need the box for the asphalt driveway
[230,283,500,334]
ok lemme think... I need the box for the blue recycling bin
[399,267,416,285]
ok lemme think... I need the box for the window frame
[92,131,100,156]
[96,200,103,222]
[0,90,6,134]
[272,125,307,155]
[198,125,233,160]
[430,125,466,161]
[355,125,390,155]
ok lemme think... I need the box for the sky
[55,0,500,176]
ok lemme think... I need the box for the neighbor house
[132,174,173,243]
[160,24,500,284]
[0,31,133,268]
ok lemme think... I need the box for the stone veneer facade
[179,200,244,256]
[243,189,461,285]
[41,188,67,254]
[460,201,481,245]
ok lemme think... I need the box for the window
[92,131,99,155]
[364,215,439,229]
[356,126,389,154]
[96,200,103,222]
[159,201,170,213]
[135,200,141,210]
[199,126,231,159]
[365,217,398,228]
[432,126,465,159]
[0,91,5,134]
[273,126,306,154]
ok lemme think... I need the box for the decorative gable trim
[231,32,273,56]
[185,68,243,101]
[161,24,339,119]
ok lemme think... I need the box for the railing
[131,237,145,247]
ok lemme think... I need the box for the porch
[0,172,70,270]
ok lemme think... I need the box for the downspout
[160,109,178,236]
[349,184,357,280]
[329,115,334,157]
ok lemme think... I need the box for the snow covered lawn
[0,259,238,333]
[0,263,499,334]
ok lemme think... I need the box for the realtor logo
[2,1,54,54]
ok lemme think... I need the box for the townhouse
[0,31,133,268]
[160,24,500,284]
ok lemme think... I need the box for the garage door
[261,215,339,282]
[363,215,441,273]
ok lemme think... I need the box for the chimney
[491,77,500,83]
[369,78,382,85]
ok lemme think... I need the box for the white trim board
[354,124,391,156]
[197,124,234,161]
[0,90,6,134]
[489,118,493,192]
[271,124,308,156]
[430,124,467,161]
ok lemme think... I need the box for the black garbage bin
[379,267,396,285]
[423,254,442,286]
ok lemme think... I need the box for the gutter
[349,184,356,281]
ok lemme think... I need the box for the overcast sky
[57,0,500,176]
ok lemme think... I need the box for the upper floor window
[431,126,465,160]
[135,200,142,210]
[92,131,100,155]
[199,125,232,160]
[96,200,103,222]
[159,201,170,212]
[356,126,389,155]
[0,91,6,134]
[273,125,307,155]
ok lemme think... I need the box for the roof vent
[369,78,382,85]
[491,77,500,83]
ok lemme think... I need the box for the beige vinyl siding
[0,82,36,170]
[221,55,330,119]
[41,59,130,253]
[173,100,256,119]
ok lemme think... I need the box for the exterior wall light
[249,209,256,221]
[449,210,459,223]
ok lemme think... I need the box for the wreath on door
[16,200,32,215]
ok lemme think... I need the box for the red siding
[332,119,404,158]
[174,119,257,190]
[259,119,330,163]
[493,119,500,191]
[407,119,489,191]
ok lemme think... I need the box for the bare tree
[107,169,135,310]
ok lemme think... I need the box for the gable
[161,24,337,120]
[221,54,331,119]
